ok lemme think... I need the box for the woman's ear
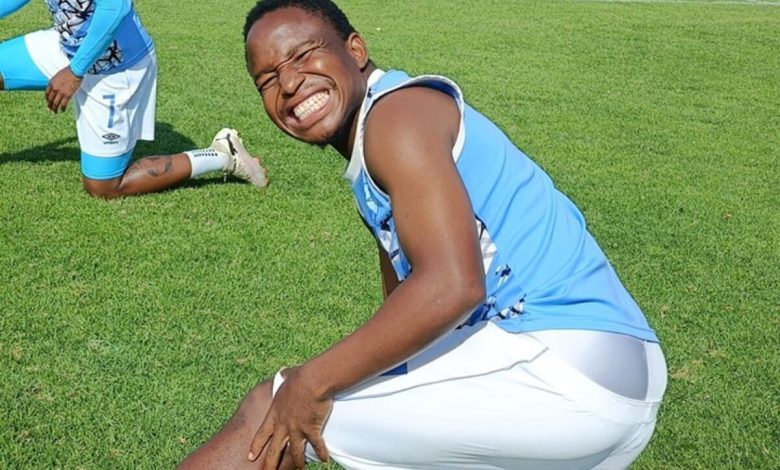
[346,33,369,70]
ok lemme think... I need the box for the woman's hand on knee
[248,366,332,469]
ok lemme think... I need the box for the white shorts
[273,322,667,470]
[24,29,157,178]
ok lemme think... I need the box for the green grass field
[1,0,778,468]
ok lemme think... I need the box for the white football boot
[210,128,269,187]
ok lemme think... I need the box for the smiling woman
[245,4,369,148]
[178,1,668,469]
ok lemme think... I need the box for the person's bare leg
[82,153,193,198]
[82,129,268,198]
[178,380,277,470]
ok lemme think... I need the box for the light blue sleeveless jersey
[344,70,659,342]
[45,0,153,75]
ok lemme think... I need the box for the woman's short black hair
[244,0,357,42]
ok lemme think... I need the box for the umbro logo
[102,132,121,141]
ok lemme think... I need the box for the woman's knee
[82,176,123,198]
[232,380,274,427]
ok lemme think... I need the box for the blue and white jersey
[45,0,153,75]
[345,69,659,342]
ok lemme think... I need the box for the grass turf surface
[1,0,778,468]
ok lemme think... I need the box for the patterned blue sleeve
[68,0,131,77]
[0,0,30,19]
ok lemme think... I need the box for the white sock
[185,148,230,178]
